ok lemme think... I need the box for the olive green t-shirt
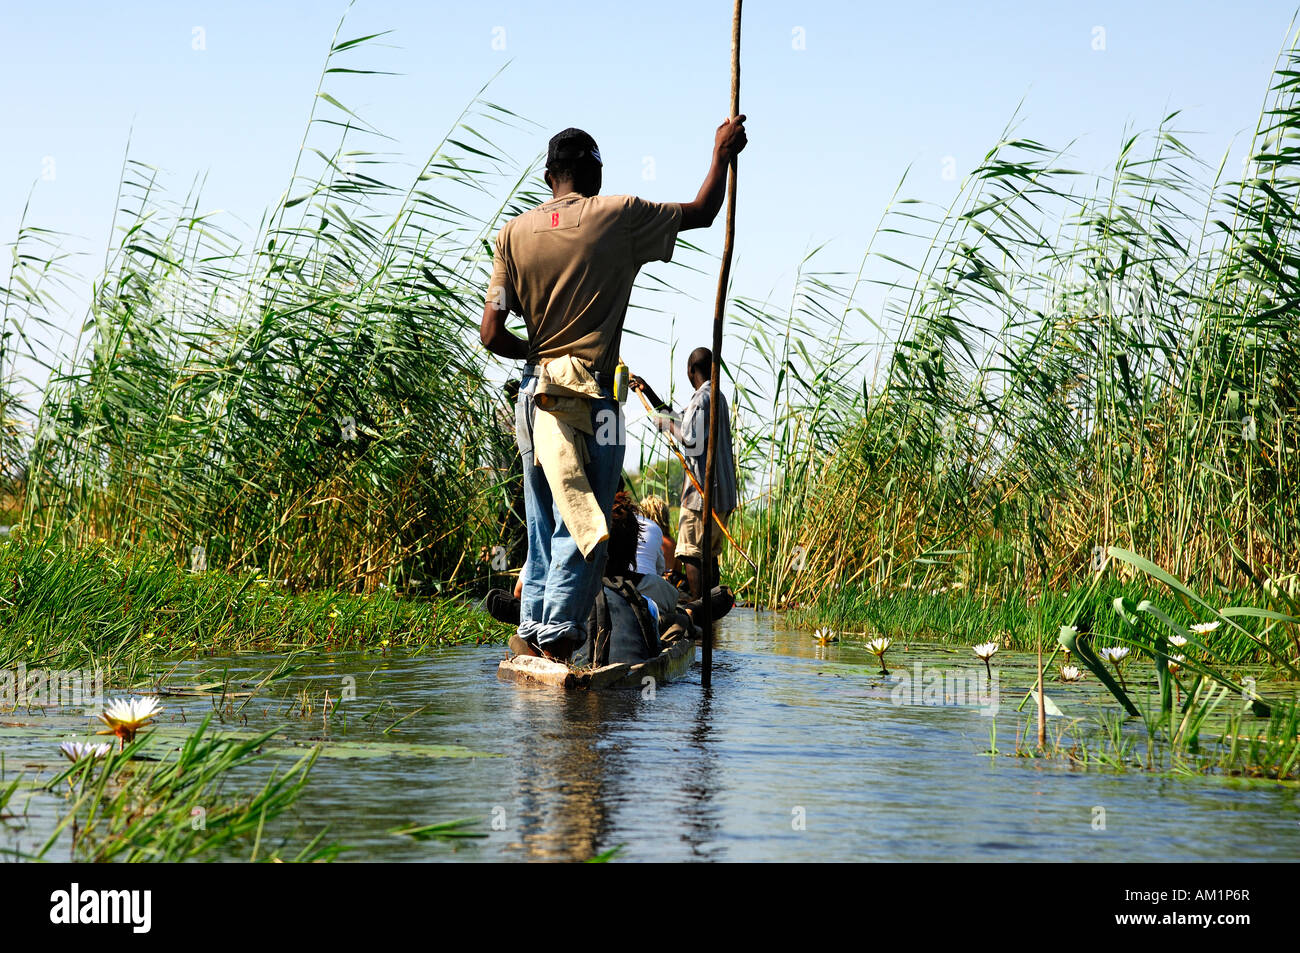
[488,192,683,375]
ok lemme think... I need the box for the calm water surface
[4,609,1298,861]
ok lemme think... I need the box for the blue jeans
[515,374,625,649]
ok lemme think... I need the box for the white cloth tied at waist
[532,355,608,560]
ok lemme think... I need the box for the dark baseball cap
[547,127,602,168]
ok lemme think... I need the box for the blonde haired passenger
[637,494,676,576]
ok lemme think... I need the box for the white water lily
[1167,654,1186,675]
[812,628,838,645]
[1189,621,1221,635]
[1168,634,1188,648]
[59,741,112,763]
[865,637,893,675]
[1098,646,1131,691]
[973,641,998,678]
[97,696,163,750]
[1060,665,1083,682]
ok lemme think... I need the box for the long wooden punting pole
[700,0,742,690]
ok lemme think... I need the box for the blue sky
[1,1,1294,419]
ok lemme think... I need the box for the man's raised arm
[679,115,748,232]
[630,375,684,441]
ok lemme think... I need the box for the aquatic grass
[1052,546,1300,720]
[0,534,501,682]
[983,718,999,759]
[800,576,1235,652]
[38,715,337,862]
[1054,683,1300,781]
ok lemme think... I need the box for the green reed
[722,19,1300,683]
[33,716,335,862]
[5,14,544,594]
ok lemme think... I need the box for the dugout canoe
[496,636,696,690]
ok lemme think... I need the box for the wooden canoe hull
[497,637,696,691]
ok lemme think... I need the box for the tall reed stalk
[724,24,1300,676]
[11,20,545,592]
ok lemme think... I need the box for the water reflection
[508,690,624,861]
[680,688,723,860]
[502,669,726,860]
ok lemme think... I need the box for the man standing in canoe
[480,118,748,661]
[631,347,737,602]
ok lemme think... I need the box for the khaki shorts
[676,507,728,561]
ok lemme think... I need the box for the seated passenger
[638,494,677,577]
[570,492,663,667]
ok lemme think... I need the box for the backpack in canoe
[570,575,661,668]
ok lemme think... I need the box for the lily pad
[155,682,237,696]
[273,740,500,760]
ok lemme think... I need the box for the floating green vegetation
[391,818,489,841]
[268,739,498,760]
